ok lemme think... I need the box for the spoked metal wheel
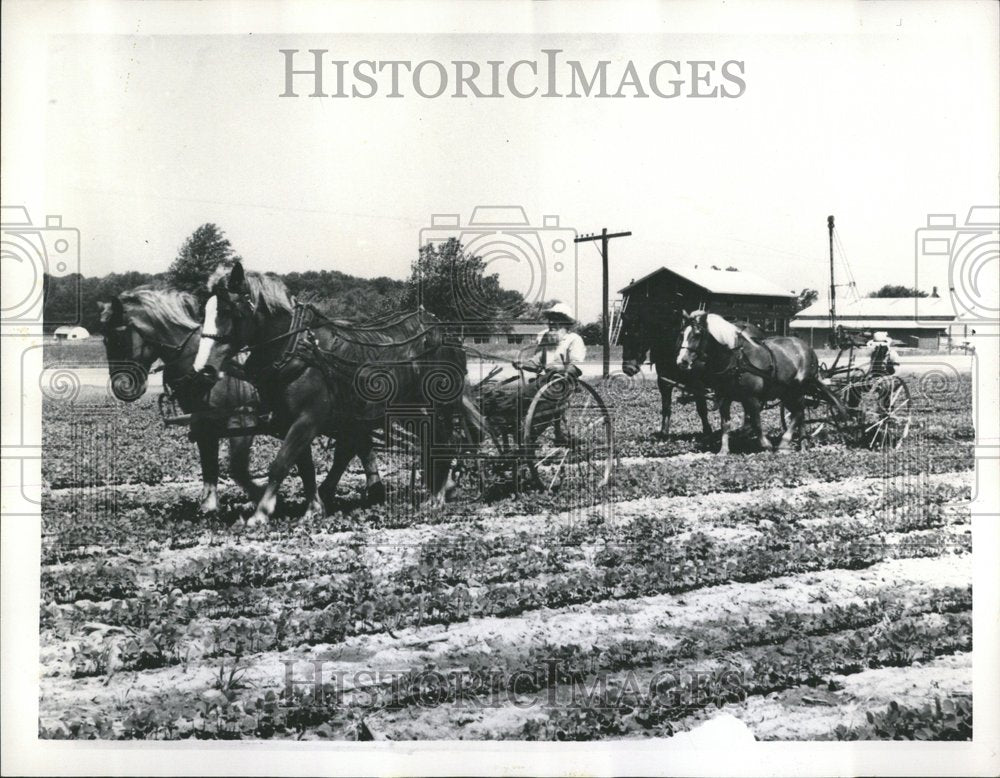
[521,375,614,495]
[858,374,912,450]
[449,413,534,501]
[780,395,852,448]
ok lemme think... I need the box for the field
[39,368,975,741]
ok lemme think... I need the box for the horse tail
[809,378,849,423]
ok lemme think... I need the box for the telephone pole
[575,227,632,377]
[828,215,836,344]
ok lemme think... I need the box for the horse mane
[243,271,294,314]
[119,286,200,341]
[700,311,742,349]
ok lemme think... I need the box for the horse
[97,287,267,512]
[676,309,845,454]
[198,262,468,527]
[619,300,763,440]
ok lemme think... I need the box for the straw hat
[542,302,575,325]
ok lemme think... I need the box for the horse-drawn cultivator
[453,362,615,498]
[785,326,912,451]
[156,324,910,511]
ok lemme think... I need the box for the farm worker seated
[515,302,586,378]
[865,331,900,376]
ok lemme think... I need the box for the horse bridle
[106,317,199,374]
[677,317,708,370]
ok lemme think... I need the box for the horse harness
[230,302,452,421]
[703,326,779,383]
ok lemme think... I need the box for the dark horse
[98,287,267,512]
[676,310,845,454]
[619,300,763,439]
[200,263,468,527]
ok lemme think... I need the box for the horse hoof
[231,518,246,532]
[366,482,387,506]
[303,499,326,521]
[247,515,268,530]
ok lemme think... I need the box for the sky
[5,2,998,323]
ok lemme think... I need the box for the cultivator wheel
[521,375,614,495]
[857,374,912,450]
[781,395,852,449]
[448,418,535,501]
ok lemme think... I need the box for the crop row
[41,374,973,490]
[525,610,972,739]
[830,696,972,741]
[40,432,974,566]
[41,477,969,641]
[51,506,968,680]
[38,595,972,741]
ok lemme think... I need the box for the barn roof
[792,297,957,325]
[619,265,796,298]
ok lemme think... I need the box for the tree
[43,270,164,333]
[795,288,819,312]
[167,224,241,301]
[579,319,604,345]
[399,238,526,331]
[281,269,406,319]
[868,284,928,298]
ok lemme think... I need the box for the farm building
[616,264,799,339]
[461,322,544,347]
[53,326,90,340]
[790,297,960,349]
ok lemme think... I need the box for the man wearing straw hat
[866,331,901,376]
[518,301,587,378]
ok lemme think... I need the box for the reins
[224,301,434,357]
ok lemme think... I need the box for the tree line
[44,222,928,338]
[43,224,530,334]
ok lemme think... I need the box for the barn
[53,325,90,341]
[615,264,799,340]
[790,297,959,349]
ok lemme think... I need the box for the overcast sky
[7,2,998,322]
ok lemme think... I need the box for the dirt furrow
[38,554,971,722]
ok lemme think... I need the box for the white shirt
[866,340,899,365]
[536,328,586,367]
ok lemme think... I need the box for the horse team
[100,262,842,525]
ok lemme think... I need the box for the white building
[53,326,90,341]
[791,297,959,349]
